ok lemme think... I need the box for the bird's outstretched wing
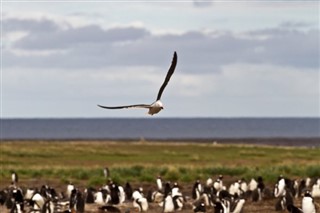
[97,104,151,109]
[156,51,178,101]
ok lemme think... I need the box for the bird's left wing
[97,104,151,109]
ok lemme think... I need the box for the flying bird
[98,51,178,115]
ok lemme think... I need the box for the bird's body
[98,52,177,115]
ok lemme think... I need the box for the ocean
[1,118,319,146]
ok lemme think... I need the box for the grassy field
[1,140,320,187]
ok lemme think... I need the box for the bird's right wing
[156,51,178,101]
[98,104,151,109]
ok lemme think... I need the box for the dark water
[1,118,319,145]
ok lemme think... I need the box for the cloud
[2,17,60,33]
[2,13,319,117]
[3,16,318,73]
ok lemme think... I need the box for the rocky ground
[1,177,319,213]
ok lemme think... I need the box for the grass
[1,140,320,187]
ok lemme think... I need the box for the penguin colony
[1,171,319,213]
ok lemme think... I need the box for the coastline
[1,137,319,147]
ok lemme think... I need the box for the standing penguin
[156,176,163,192]
[192,180,202,200]
[302,191,316,213]
[162,193,175,212]
[11,171,18,185]
[103,167,110,179]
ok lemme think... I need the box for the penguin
[214,198,228,213]
[172,194,184,211]
[31,192,45,211]
[132,188,148,212]
[11,188,24,213]
[287,203,303,213]
[150,190,164,203]
[230,198,245,213]
[42,199,55,213]
[75,190,85,213]
[156,176,163,192]
[192,180,202,200]
[164,182,172,198]
[103,167,110,179]
[132,188,144,200]
[193,202,206,213]
[95,189,107,204]
[11,171,18,185]
[0,189,8,205]
[118,185,126,204]
[274,176,286,198]
[275,195,287,211]
[66,182,75,199]
[229,180,241,198]
[206,177,213,187]
[213,175,225,193]
[133,197,148,212]
[110,183,120,205]
[84,187,96,204]
[311,178,320,198]
[161,193,175,212]
[299,179,308,197]
[248,178,258,192]
[171,182,182,197]
[302,191,316,213]
[124,182,133,200]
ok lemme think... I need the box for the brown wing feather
[156,51,177,101]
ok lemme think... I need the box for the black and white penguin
[30,192,45,211]
[161,193,175,212]
[274,176,286,198]
[75,190,85,213]
[302,191,316,213]
[311,178,320,198]
[84,187,96,204]
[103,167,110,179]
[275,187,294,211]
[66,182,75,199]
[11,188,24,213]
[192,180,202,200]
[132,188,148,212]
[124,182,133,200]
[230,198,245,213]
[110,183,120,205]
[214,198,229,213]
[164,182,172,198]
[299,179,308,197]
[0,189,8,205]
[42,199,55,213]
[94,188,109,204]
[193,202,206,213]
[133,197,148,212]
[252,176,266,202]
[156,175,163,192]
[287,203,303,213]
[213,175,225,193]
[11,171,18,185]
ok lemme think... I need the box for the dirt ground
[1,177,319,213]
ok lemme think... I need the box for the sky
[1,0,319,118]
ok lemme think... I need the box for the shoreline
[1,137,319,147]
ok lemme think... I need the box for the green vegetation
[1,141,319,187]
